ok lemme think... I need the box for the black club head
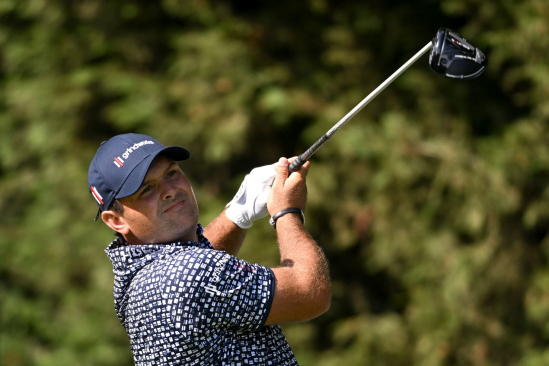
[429,28,487,79]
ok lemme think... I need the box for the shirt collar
[105,223,212,251]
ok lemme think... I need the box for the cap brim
[115,146,190,199]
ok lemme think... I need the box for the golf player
[88,133,331,365]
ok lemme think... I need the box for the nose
[161,181,177,201]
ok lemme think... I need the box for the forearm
[203,209,247,256]
[276,214,330,289]
[267,213,331,323]
[264,157,331,324]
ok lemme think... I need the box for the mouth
[164,200,185,213]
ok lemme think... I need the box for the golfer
[88,133,331,365]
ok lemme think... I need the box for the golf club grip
[289,156,306,173]
[289,134,331,172]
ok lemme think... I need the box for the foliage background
[1,0,549,365]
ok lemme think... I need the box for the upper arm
[264,265,331,325]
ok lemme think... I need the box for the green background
[2,0,549,365]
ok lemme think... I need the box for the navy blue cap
[88,133,190,218]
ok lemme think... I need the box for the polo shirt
[105,224,298,365]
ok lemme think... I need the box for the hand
[225,163,277,229]
[267,157,310,217]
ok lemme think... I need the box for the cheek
[124,205,157,230]
[127,194,158,215]
[180,177,193,190]
[179,178,198,202]
[189,186,198,202]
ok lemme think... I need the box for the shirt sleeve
[163,249,275,335]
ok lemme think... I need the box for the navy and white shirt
[105,224,298,365]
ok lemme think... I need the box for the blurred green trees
[1,0,548,365]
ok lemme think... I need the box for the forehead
[145,155,178,177]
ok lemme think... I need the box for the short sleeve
[162,249,275,335]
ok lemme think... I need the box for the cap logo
[114,157,124,167]
[113,140,155,168]
[90,186,104,205]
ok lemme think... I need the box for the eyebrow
[138,161,179,193]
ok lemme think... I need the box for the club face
[429,28,487,79]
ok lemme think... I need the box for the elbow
[308,281,331,319]
[317,283,332,315]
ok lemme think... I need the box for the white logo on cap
[113,140,155,168]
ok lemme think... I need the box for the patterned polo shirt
[105,224,298,365]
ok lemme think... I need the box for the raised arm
[204,210,246,256]
[265,158,331,325]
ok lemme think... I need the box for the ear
[101,210,130,235]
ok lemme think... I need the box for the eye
[167,170,178,178]
[141,185,153,195]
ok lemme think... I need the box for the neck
[122,232,199,246]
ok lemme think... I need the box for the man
[88,133,331,365]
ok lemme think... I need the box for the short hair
[110,199,124,215]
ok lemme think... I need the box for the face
[103,155,200,244]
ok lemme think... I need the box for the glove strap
[269,208,305,229]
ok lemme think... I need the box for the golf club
[288,27,487,172]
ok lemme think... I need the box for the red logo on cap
[90,186,104,205]
[114,157,124,168]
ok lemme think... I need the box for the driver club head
[429,28,487,79]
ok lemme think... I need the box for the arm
[264,158,331,325]
[204,209,247,256]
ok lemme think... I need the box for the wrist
[274,213,303,230]
[269,208,305,229]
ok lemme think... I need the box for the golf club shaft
[289,41,433,173]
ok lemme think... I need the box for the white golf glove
[225,163,276,229]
